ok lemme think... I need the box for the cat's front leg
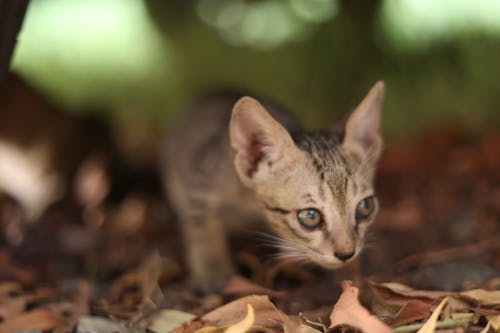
[180,211,234,294]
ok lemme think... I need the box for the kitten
[162,82,385,293]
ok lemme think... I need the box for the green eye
[355,196,376,222]
[297,209,323,229]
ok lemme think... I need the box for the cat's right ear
[230,97,296,186]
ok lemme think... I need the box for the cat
[162,81,385,293]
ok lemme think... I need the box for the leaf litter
[0,128,498,332]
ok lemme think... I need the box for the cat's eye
[297,209,323,229]
[355,196,376,222]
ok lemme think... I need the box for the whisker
[244,230,317,268]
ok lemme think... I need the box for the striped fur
[162,82,385,293]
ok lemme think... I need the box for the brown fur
[162,82,385,293]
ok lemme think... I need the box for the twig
[393,314,474,333]
[299,312,327,333]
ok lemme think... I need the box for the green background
[11,0,500,140]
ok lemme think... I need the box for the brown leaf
[283,321,321,333]
[223,276,284,299]
[171,318,214,333]
[388,300,431,327]
[0,309,65,333]
[367,280,453,306]
[138,250,166,312]
[329,281,391,333]
[225,304,255,333]
[415,297,448,333]
[0,297,26,321]
[203,295,285,330]
[0,285,55,321]
[0,251,36,285]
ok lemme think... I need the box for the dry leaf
[388,300,431,327]
[486,314,500,331]
[224,276,284,299]
[225,304,255,333]
[479,321,491,333]
[416,297,448,333]
[171,318,214,333]
[368,280,453,306]
[77,316,128,333]
[143,309,197,333]
[0,251,36,285]
[329,281,391,333]
[175,296,286,333]
[283,318,322,333]
[0,309,65,333]
[138,250,166,315]
[203,295,284,329]
[195,327,225,333]
[459,289,500,307]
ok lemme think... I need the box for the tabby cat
[162,81,385,293]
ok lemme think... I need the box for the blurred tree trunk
[0,0,29,83]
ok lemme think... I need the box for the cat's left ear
[342,81,385,160]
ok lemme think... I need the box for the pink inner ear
[230,96,297,181]
[357,107,380,142]
[345,81,384,152]
[246,134,265,177]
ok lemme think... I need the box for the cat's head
[229,82,384,268]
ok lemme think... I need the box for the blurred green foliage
[11,0,500,140]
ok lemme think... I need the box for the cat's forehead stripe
[300,193,317,205]
[293,132,353,215]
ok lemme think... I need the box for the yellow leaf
[416,297,448,333]
[486,315,500,331]
[225,304,255,333]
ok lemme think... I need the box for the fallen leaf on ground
[0,309,65,333]
[415,297,448,333]
[486,314,500,331]
[388,299,431,327]
[143,309,196,333]
[329,281,391,333]
[77,316,128,333]
[203,295,285,329]
[223,275,284,299]
[459,289,500,308]
[367,281,454,306]
[137,250,167,316]
[225,304,255,333]
[479,321,491,333]
[0,251,36,285]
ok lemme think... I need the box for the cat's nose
[334,250,355,262]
